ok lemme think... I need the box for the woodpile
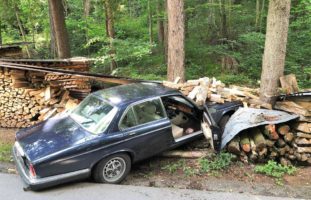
[227,122,311,166]
[0,65,89,128]
[163,77,268,108]
[164,74,310,165]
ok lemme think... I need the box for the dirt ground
[0,128,310,199]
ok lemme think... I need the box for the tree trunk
[14,4,30,58]
[157,0,164,45]
[84,0,91,17]
[48,0,57,58]
[164,0,168,62]
[84,0,91,56]
[255,0,260,30]
[0,20,2,45]
[259,0,266,32]
[48,0,71,59]
[259,0,291,104]
[148,0,153,45]
[167,0,185,82]
[219,0,228,40]
[104,0,117,71]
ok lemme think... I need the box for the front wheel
[93,153,131,184]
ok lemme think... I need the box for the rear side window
[119,107,137,129]
[133,99,166,124]
[119,98,166,130]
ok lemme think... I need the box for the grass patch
[161,159,197,177]
[254,160,297,185]
[199,152,234,173]
[0,143,12,162]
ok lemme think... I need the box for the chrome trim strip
[174,130,203,143]
[13,143,90,186]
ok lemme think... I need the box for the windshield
[70,95,118,134]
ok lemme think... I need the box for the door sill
[174,130,203,143]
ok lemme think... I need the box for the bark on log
[252,128,266,151]
[240,132,251,153]
[227,136,241,155]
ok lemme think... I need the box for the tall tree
[167,0,185,82]
[14,3,30,57]
[148,0,153,45]
[48,0,71,59]
[157,0,164,46]
[104,0,117,71]
[260,0,291,104]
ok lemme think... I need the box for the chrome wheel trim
[103,157,126,182]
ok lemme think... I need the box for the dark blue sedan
[12,83,241,190]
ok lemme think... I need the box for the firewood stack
[164,74,310,165]
[163,77,267,108]
[227,122,311,166]
[0,67,81,128]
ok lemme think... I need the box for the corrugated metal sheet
[221,107,299,149]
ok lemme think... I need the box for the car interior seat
[138,102,162,124]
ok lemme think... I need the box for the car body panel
[12,82,242,190]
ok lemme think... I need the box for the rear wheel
[93,153,131,184]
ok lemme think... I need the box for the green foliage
[0,0,310,88]
[162,159,186,174]
[199,152,233,173]
[254,160,297,185]
[161,159,197,177]
[0,143,12,162]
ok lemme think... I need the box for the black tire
[93,153,131,184]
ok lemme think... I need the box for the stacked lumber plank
[0,68,80,128]
[227,122,311,166]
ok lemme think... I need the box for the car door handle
[126,132,136,136]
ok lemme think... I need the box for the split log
[297,147,311,153]
[263,124,279,140]
[284,132,294,143]
[227,136,241,155]
[196,86,209,106]
[252,128,266,151]
[275,101,310,117]
[276,138,286,148]
[279,74,299,94]
[277,124,290,135]
[292,122,311,133]
[297,132,311,139]
[240,132,251,153]
[208,94,225,104]
[295,138,311,145]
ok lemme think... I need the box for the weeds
[0,143,12,162]
[162,160,186,174]
[162,159,197,177]
[254,160,297,185]
[199,152,234,173]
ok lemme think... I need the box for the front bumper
[12,142,90,190]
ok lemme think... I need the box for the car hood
[16,115,89,163]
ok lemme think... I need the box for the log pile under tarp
[227,122,311,166]
[164,74,310,165]
[0,61,90,128]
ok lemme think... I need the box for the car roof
[93,82,179,107]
